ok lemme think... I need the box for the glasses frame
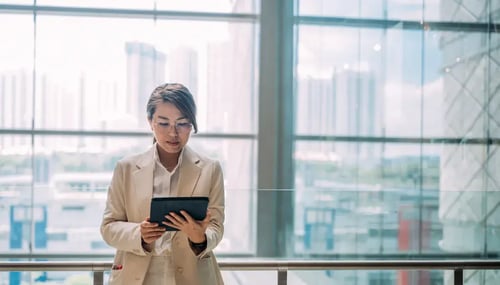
[154,119,193,134]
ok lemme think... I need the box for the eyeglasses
[155,120,192,133]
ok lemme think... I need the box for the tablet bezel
[149,196,209,231]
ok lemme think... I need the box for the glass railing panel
[5,271,94,285]
[222,271,277,285]
[286,270,445,285]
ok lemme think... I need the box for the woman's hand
[164,210,211,243]
[140,217,166,244]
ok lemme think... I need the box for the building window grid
[0,1,499,260]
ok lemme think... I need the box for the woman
[101,83,225,285]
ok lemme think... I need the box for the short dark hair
[146,83,198,133]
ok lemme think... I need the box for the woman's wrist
[189,235,207,254]
[189,234,206,244]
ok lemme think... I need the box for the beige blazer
[100,145,225,285]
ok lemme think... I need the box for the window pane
[35,16,156,131]
[156,0,258,14]
[284,270,444,285]
[298,0,385,19]
[294,141,444,255]
[35,16,257,134]
[154,20,258,134]
[12,135,257,254]
[441,30,492,139]
[0,15,33,130]
[491,33,500,139]
[0,1,32,4]
[296,26,387,137]
[190,137,256,254]
[34,0,258,13]
[28,136,148,253]
[36,0,154,9]
[0,135,33,252]
[296,25,492,138]
[297,0,490,22]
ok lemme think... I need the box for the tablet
[150,196,209,231]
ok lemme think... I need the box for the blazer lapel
[132,146,155,220]
[178,146,201,197]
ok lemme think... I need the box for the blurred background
[0,0,499,284]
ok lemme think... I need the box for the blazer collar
[132,146,155,220]
[134,144,202,197]
[177,145,202,197]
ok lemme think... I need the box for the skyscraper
[125,42,166,130]
[334,69,381,161]
[0,70,31,149]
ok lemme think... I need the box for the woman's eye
[158,122,169,127]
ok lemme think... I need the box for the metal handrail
[1,259,499,285]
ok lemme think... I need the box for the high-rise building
[296,69,381,162]
[334,69,381,161]
[125,42,166,130]
[203,0,257,253]
[0,70,31,149]
[166,46,198,97]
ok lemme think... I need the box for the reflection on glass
[190,137,256,254]
[0,135,256,254]
[296,25,452,138]
[34,16,257,133]
[36,0,154,9]
[0,15,34,130]
[297,0,491,22]
[294,141,442,255]
[0,0,32,4]
[285,270,443,285]
[34,0,258,13]
[156,0,258,13]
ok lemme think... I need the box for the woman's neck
[157,147,180,170]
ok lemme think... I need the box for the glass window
[35,0,258,13]
[1,4,258,257]
[296,25,453,138]
[294,6,499,283]
[34,16,258,134]
[297,0,489,22]
[153,20,258,134]
[0,0,32,4]
[294,141,442,255]
[36,0,154,9]
[189,137,257,254]
[156,0,258,14]
[34,16,156,132]
[0,15,33,130]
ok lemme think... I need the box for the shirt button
[177,267,183,273]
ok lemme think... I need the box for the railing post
[277,266,287,285]
[93,271,104,285]
[454,269,463,285]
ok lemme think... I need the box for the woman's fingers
[140,218,165,243]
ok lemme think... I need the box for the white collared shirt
[151,145,184,255]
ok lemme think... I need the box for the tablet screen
[149,196,209,231]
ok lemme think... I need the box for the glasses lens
[176,122,192,132]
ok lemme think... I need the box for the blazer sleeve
[100,161,148,256]
[199,160,225,258]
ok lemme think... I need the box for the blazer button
[177,267,183,273]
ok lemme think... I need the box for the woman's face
[149,102,192,155]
